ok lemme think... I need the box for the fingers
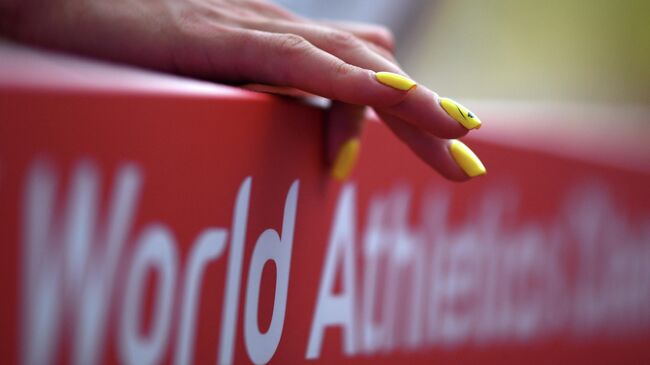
[378,111,486,181]
[315,20,396,52]
[362,41,400,65]
[386,89,478,139]
[175,5,486,181]
[240,20,476,139]
[187,29,414,107]
[241,20,395,76]
[326,101,366,180]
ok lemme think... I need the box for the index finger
[242,21,480,138]
[185,29,415,107]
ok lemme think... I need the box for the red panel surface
[1,43,649,364]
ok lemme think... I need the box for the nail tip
[469,169,487,178]
[331,138,361,181]
[439,97,482,130]
[449,140,486,179]
[375,71,417,91]
[331,163,354,181]
[331,171,350,181]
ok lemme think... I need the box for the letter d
[244,180,300,364]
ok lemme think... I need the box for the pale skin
[0,0,475,181]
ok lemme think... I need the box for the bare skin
[0,0,476,181]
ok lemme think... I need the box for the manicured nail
[439,97,482,130]
[449,140,486,177]
[375,72,417,91]
[332,138,361,181]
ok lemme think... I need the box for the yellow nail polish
[449,140,486,177]
[439,97,482,130]
[375,72,417,91]
[332,138,361,181]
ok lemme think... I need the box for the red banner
[1,43,649,364]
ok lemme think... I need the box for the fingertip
[378,111,484,182]
[326,102,366,180]
[375,71,417,91]
[381,86,477,139]
[327,69,414,108]
[438,97,482,131]
[448,139,487,178]
[331,138,361,181]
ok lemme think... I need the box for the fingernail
[375,72,417,91]
[332,138,361,181]
[439,97,482,130]
[449,140,486,177]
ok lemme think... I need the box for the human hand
[0,0,486,180]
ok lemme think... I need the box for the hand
[1,0,486,180]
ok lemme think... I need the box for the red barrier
[1,42,649,364]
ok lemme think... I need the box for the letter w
[21,160,141,365]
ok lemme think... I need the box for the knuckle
[326,61,356,101]
[171,8,231,38]
[270,33,314,85]
[276,33,312,57]
[325,30,363,50]
[172,9,205,36]
[333,60,353,76]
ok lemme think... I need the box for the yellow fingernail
[439,97,482,130]
[332,138,361,181]
[449,140,486,177]
[375,72,417,91]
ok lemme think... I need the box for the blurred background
[278,0,650,105]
